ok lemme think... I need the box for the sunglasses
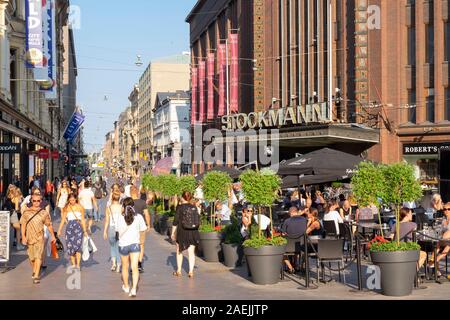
[32,200,41,203]
[444,208,450,211]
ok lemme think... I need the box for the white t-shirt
[108,204,122,228]
[218,205,231,221]
[116,214,147,247]
[194,187,204,201]
[124,185,132,198]
[253,214,271,230]
[78,188,95,210]
[323,210,344,235]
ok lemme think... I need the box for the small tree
[380,163,422,245]
[202,171,232,231]
[178,175,197,196]
[156,174,179,212]
[240,169,284,244]
[142,174,160,193]
[351,161,386,237]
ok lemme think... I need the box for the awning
[195,166,241,181]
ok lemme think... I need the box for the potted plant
[199,171,232,262]
[240,169,287,285]
[142,174,160,232]
[352,162,422,296]
[221,218,244,268]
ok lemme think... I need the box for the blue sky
[71,0,197,153]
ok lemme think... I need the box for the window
[445,88,450,121]
[407,19,416,65]
[426,95,435,123]
[425,0,434,65]
[408,90,416,123]
[445,18,450,61]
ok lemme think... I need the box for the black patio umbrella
[281,174,350,189]
[195,166,242,181]
[277,148,363,177]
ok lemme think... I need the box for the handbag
[51,241,59,260]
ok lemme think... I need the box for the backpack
[94,184,103,199]
[181,205,200,230]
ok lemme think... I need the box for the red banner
[229,33,239,113]
[218,43,226,117]
[198,60,206,123]
[38,149,50,159]
[51,150,59,160]
[207,53,215,120]
[191,67,198,125]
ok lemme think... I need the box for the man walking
[78,181,99,232]
[20,194,56,284]
[130,186,150,272]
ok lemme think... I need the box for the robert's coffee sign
[0,144,21,154]
[221,103,330,131]
[403,143,450,155]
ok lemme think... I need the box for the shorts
[85,209,94,219]
[119,243,140,256]
[27,241,44,262]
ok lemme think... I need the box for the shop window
[417,159,438,184]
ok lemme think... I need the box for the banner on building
[207,53,215,120]
[191,67,198,125]
[198,61,206,123]
[51,150,59,160]
[229,33,239,113]
[39,0,57,98]
[0,144,21,154]
[63,111,86,143]
[25,0,44,68]
[218,43,226,117]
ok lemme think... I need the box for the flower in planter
[214,226,222,232]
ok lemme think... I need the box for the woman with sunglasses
[55,180,71,218]
[57,193,88,270]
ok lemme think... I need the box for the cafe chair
[339,223,354,262]
[316,239,346,284]
[281,236,305,280]
[323,220,339,238]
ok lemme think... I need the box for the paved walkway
[1,200,450,300]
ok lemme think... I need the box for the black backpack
[181,204,200,230]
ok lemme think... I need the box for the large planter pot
[370,250,420,297]
[153,214,160,232]
[199,232,223,262]
[159,216,169,235]
[222,243,243,268]
[244,245,286,285]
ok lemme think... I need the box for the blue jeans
[85,209,94,220]
[108,227,120,263]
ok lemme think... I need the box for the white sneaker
[116,265,121,273]
[129,288,137,297]
[122,285,130,294]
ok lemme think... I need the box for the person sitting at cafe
[323,199,344,236]
[280,207,307,274]
[240,205,271,239]
[339,200,353,222]
[429,202,450,274]
[215,200,232,226]
[390,207,427,269]
[306,208,323,237]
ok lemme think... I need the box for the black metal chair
[281,236,305,280]
[323,220,339,238]
[316,239,346,284]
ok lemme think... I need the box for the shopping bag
[51,241,59,260]
[82,236,90,261]
[88,237,98,253]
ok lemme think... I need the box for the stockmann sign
[221,102,330,131]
